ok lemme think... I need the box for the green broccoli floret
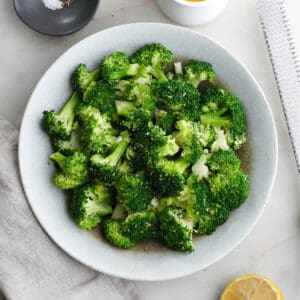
[103,219,135,249]
[71,64,100,94]
[69,181,113,229]
[131,43,173,69]
[207,149,241,174]
[100,51,141,83]
[117,171,154,213]
[83,81,117,120]
[174,120,203,164]
[115,99,155,131]
[196,124,217,148]
[200,86,247,150]
[90,131,130,184]
[50,151,89,189]
[122,211,157,242]
[195,203,230,235]
[157,207,194,252]
[51,128,82,155]
[152,77,201,121]
[208,170,250,210]
[116,81,152,105]
[155,109,176,134]
[80,110,118,155]
[76,104,100,123]
[184,60,216,87]
[133,123,179,165]
[42,92,80,140]
[147,157,191,197]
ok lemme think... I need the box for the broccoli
[71,64,100,94]
[131,43,173,69]
[42,92,80,140]
[83,81,117,120]
[174,120,203,164]
[147,157,191,197]
[51,128,82,155]
[50,151,89,189]
[115,99,155,131]
[157,207,194,252]
[116,81,152,105]
[184,60,216,87]
[69,181,113,229]
[196,124,217,148]
[80,110,118,155]
[195,203,230,235]
[207,149,241,174]
[111,203,128,220]
[122,211,157,242]
[208,170,250,210]
[200,86,247,150]
[103,219,135,249]
[155,109,176,134]
[100,51,141,83]
[90,131,130,184]
[152,77,201,121]
[76,104,100,123]
[117,171,154,213]
[133,123,179,164]
[191,154,211,180]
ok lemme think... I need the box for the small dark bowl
[14,0,100,36]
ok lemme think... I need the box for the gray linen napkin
[0,117,140,300]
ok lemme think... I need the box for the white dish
[157,0,229,26]
[19,23,278,281]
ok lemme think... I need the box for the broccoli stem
[146,66,168,82]
[59,92,80,128]
[119,160,131,174]
[174,157,191,175]
[200,114,232,128]
[115,101,136,117]
[50,152,66,170]
[111,64,140,81]
[105,131,130,166]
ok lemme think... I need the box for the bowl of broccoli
[19,23,277,281]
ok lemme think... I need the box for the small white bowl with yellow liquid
[157,0,229,26]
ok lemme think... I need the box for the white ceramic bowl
[19,23,278,281]
[157,0,229,26]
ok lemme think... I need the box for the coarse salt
[42,0,63,10]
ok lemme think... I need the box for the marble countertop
[1,0,299,299]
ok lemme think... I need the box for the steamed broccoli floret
[115,99,155,131]
[174,120,203,164]
[133,123,179,164]
[200,87,247,150]
[196,124,217,148]
[152,77,201,121]
[69,181,113,229]
[207,149,241,174]
[116,81,152,105]
[103,219,135,249]
[71,64,100,93]
[83,81,117,120]
[80,110,118,155]
[184,60,216,87]
[76,104,100,123]
[51,128,82,155]
[100,51,141,83]
[147,157,191,197]
[195,203,230,235]
[155,109,176,134]
[157,207,194,252]
[192,154,211,180]
[131,43,173,69]
[90,131,130,184]
[50,151,89,189]
[208,170,250,210]
[42,92,80,140]
[117,171,154,213]
[122,211,157,242]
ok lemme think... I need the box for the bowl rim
[18,22,278,281]
[172,0,222,7]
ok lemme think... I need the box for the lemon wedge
[220,274,284,300]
